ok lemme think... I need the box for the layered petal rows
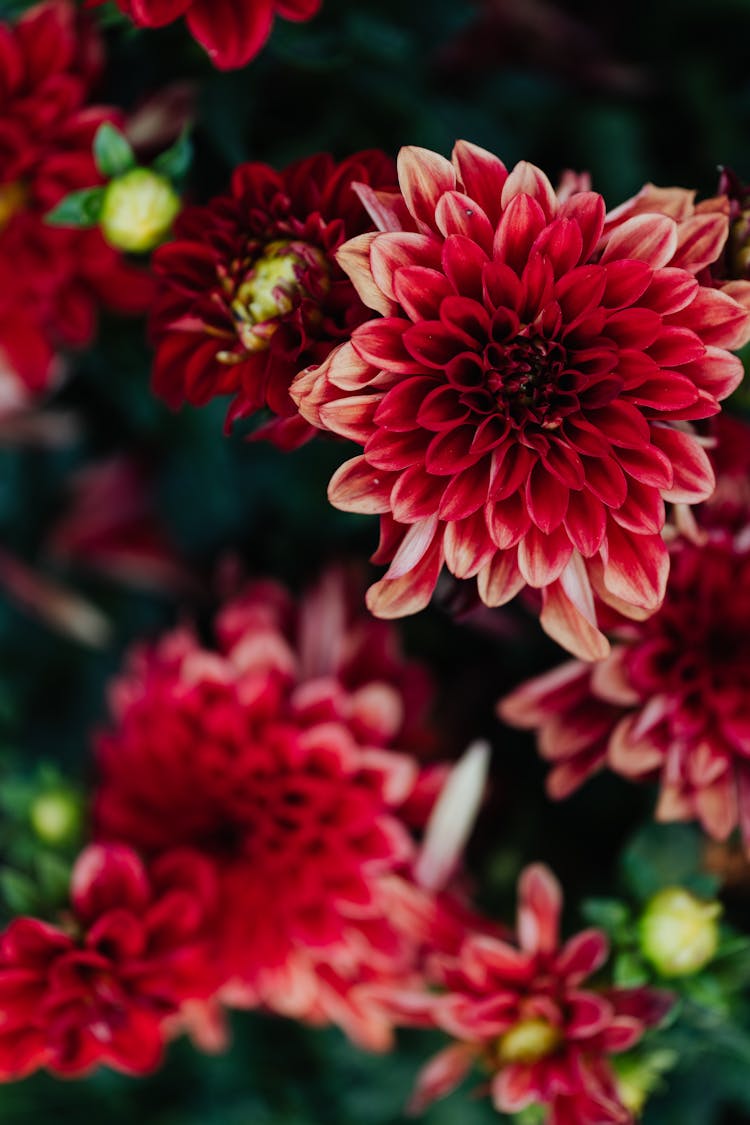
[408,864,671,1124]
[94,570,443,1049]
[292,142,750,659]
[0,845,218,1079]
[150,150,396,447]
[500,416,750,850]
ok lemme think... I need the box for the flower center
[497,1017,564,1064]
[227,239,329,356]
[485,335,570,429]
[0,181,26,231]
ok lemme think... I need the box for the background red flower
[0,844,219,1080]
[150,150,396,448]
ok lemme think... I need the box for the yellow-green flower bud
[640,886,720,977]
[100,168,180,253]
[29,789,83,846]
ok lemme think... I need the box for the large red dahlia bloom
[409,864,670,1124]
[94,571,441,1048]
[0,1,153,408]
[109,0,321,70]
[150,151,395,447]
[500,416,750,849]
[291,142,750,660]
[0,844,218,1080]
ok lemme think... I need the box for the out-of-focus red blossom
[48,457,192,594]
[106,0,321,71]
[0,1,154,410]
[0,844,219,1080]
[291,142,750,661]
[500,414,750,851]
[94,570,449,1049]
[150,150,396,449]
[406,864,671,1124]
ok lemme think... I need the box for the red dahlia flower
[150,150,396,448]
[291,142,750,660]
[409,864,671,1124]
[109,0,321,70]
[94,570,442,1049]
[0,844,218,1080]
[0,1,153,407]
[500,415,750,849]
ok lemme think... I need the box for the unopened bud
[29,789,82,846]
[640,887,720,977]
[100,168,180,253]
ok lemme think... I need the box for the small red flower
[500,415,750,850]
[409,864,671,1124]
[109,0,321,70]
[150,150,396,448]
[0,1,154,408]
[292,142,750,659]
[0,844,218,1080]
[94,570,442,1048]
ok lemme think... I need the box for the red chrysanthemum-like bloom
[94,570,443,1049]
[291,142,750,660]
[500,415,750,849]
[109,0,321,70]
[408,864,671,1124]
[0,844,219,1080]
[150,150,396,448]
[0,1,154,410]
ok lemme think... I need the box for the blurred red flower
[500,415,750,850]
[150,150,396,448]
[94,570,444,1048]
[0,1,153,410]
[408,864,671,1124]
[109,0,321,70]
[292,142,750,660]
[0,844,219,1080]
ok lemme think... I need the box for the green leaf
[0,867,38,915]
[153,129,193,184]
[582,896,631,935]
[93,122,136,178]
[614,950,650,987]
[34,851,72,908]
[621,823,719,901]
[45,187,105,227]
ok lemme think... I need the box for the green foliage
[94,123,137,179]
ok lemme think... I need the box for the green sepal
[93,122,137,178]
[153,129,193,185]
[45,186,106,228]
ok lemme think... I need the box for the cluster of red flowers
[501,413,750,849]
[5,1,750,1118]
[0,1,152,411]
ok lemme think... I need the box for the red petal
[328,456,395,513]
[599,524,668,612]
[600,213,678,268]
[452,140,509,225]
[397,146,457,230]
[650,426,715,503]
